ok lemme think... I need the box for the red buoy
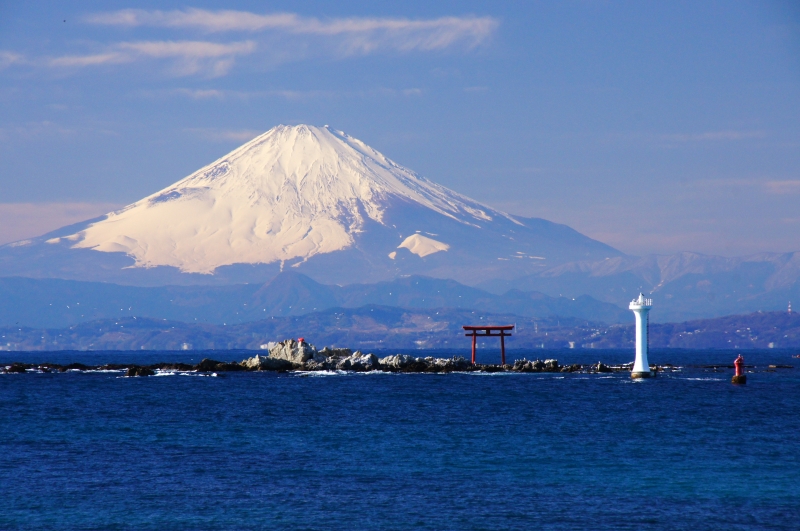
[732,354,746,384]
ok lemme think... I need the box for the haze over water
[2,349,798,530]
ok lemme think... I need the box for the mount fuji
[0,124,622,286]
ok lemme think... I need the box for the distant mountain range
[480,251,800,322]
[0,124,797,324]
[1,307,797,352]
[0,272,628,329]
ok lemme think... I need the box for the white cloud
[84,9,498,55]
[7,10,496,78]
[117,40,256,58]
[172,88,227,99]
[49,52,130,67]
[49,40,256,77]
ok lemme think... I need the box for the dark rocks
[595,362,612,373]
[5,363,28,373]
[194,358,245,372]
[318,347,352,359]
[731,374,747,384]
[98,364,128,371]
[126,366,154,377]
[60,363,91,372]
[511,358,560,372]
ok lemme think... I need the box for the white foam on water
[294,370,348,377]
[468,371,523,376]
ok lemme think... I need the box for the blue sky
[1,0,798,256]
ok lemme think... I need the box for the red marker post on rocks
[732,354,746,384]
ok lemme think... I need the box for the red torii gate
[463,325,514,365]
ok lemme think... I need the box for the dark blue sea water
[1,349,799,530]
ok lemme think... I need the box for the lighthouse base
[631,371,654,379]
[731,374,747,385]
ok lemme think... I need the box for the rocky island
[2,338,670,376]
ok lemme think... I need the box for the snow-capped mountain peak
[52,125,510,274]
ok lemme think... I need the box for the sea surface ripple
[1,349,798,530]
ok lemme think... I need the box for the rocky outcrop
[268,339,317,364]
[240,354,293,371]
[0,347,688,376]
[5,363,27,374]
[336,352,379,371]
[378,354,416,370]
[126,366,154,377]
[594,362,612,373]
[317,347,352,360]
[512,358,561,372]
[376,355,470,372]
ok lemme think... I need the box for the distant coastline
[1,308,798,352]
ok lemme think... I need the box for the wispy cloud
[171,88,227,100]
[49,40,256,76]
[0,120,76,140]
[161,88,335,101]
[0,51,24,69]
[157,86,422,101]
[5,9,496,78]
[662,130,766,142]
[84,9,497,53]
[184,127,263,142]
[765,180,800,195]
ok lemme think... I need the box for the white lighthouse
[629,293,654,378]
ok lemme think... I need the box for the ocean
[1,348,798,530]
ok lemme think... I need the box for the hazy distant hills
[0,272,629,329]
[2,307,797,352]
[480,251,800,322]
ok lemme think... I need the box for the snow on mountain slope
[1,124,624,286]
[397,234,450,258]
[51,125,512,274]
